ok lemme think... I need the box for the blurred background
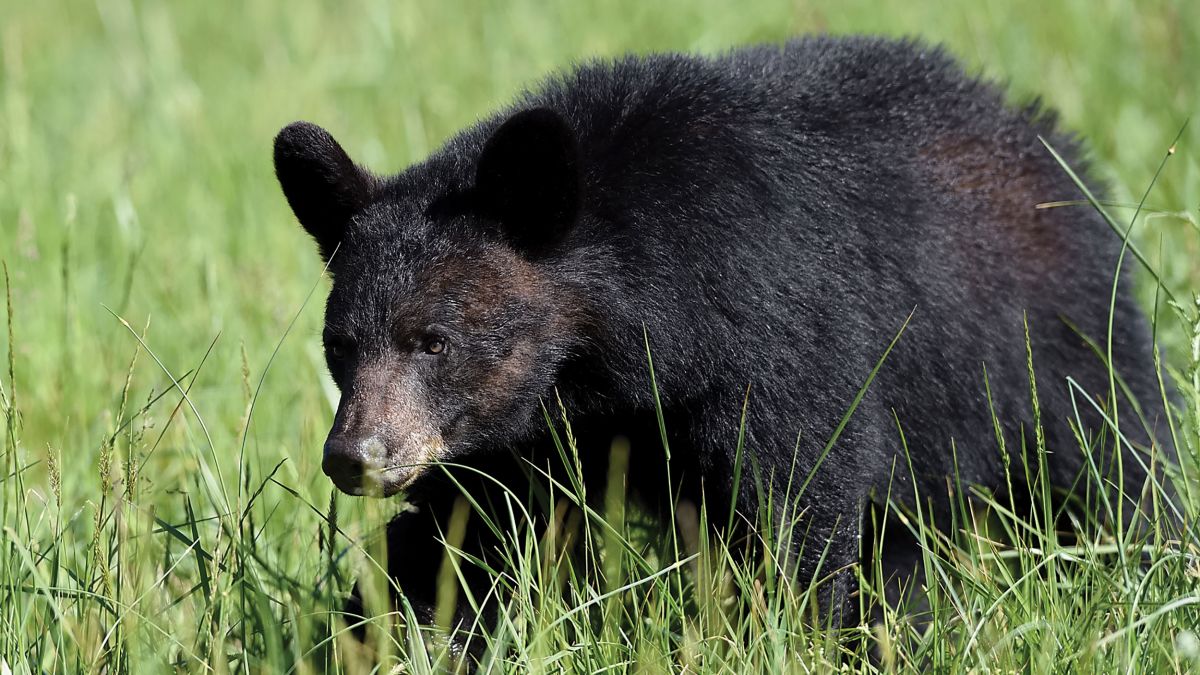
[0,1,1197,667]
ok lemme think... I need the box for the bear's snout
[323,433,432,497]
[322,434,390,495]
[322,422,445,497]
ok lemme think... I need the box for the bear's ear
[274,121,374,261]
[474,108,581,251]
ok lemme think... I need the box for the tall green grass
[2,0,1199,671]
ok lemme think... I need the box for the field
[2,0,1199,672]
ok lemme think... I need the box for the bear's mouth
[330,464,425,498]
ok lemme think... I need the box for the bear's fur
[274,36,1171,631]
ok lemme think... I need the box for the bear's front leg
[772,489,866,628]
[346,479,501,662]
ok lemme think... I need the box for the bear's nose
[322,435,388,494]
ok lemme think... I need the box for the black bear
[274,36,1171,633]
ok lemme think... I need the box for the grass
[2,0,1199,671]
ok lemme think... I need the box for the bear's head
[274,109,586,497]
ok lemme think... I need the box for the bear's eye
[422,336,447,355]
[325,336,354,361]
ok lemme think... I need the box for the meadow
[1,0,1199,671]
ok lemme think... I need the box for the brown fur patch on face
[411,245,554,327]
[464,248,570,416]
[410,245,586,422]
[464,248,548,327]
[477,337,540,415]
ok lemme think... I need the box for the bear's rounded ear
[474,108,581,251]
[274,121,374,261]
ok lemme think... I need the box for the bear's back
[517,38,1156,498]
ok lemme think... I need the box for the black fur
[275,36,1172,635]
